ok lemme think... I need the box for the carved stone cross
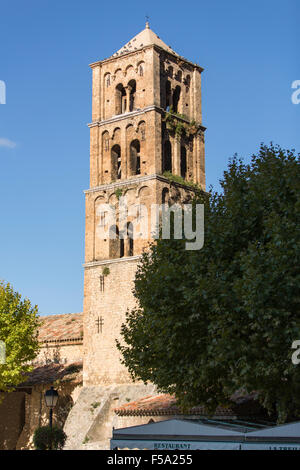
[96,316,104,334]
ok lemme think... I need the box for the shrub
[33,425,67,450]
[102,267,110,277]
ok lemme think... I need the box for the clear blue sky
[0,0,299,315]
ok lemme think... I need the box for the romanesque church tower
[83,23,205,386]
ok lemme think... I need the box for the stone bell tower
[83,23,206,386]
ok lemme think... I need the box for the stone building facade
[36,313,83,366]
[0,362,83,450]
[83,22,205,387]
[0,313,83,450]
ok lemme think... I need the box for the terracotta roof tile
[114,392,264,418]
[38,313,83,343]
[20,362,83,387]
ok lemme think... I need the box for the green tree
[117,144,300,422]
[0,281,40,393]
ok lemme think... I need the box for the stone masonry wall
[83,257,139,386]
[35,342,83,366]
[0,392,25,450]
[0,381,81,450]
[84,31,205,390]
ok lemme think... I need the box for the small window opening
[130,139,141,175]
[180,146,187,179]
[163,140,172,173]
[128,79,136,112]
[99,275,105,292]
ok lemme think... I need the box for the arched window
[105,74,111,87]
[115,83,126,115]
[184,75,191,91]
[180,146,187,179]
[162,188,169,205]
[102,131,109,153]
[109,225,119,259]
[138,121,146,141]
[111,144,121,180]
[166,80,171,111]
[163,140,172,173]
[173,86,181,113]
[130,139,141,175]
[120,237,124,258]
[167,66,173,78]
[139,65,144,76]
[126,222,134,257]
[128,79,136,112]
[109,224,125,258]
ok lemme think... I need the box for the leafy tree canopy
[0,281,40,393]
[118,144,300,422]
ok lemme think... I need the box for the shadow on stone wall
[0,362,83,450]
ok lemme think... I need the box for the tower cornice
[89,44,203,73]
[88,106,207,129]
[84,173,204,195]
[88,105,164,128]
[83,255,141,269]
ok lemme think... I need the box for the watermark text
[0,80,6,104]
[96,197,204,251]
[291,80,300,104]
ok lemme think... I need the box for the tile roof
[20,362,83,387]
[111,24,178,58]
[38,313,83,344]
[114,393,265,418]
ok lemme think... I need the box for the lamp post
[44,386,59,429]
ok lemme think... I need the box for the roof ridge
[39,312,82,319]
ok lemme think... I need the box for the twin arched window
[109,223,134,259]
[162,141,187,179]
[111,139,143,180]
[165,81,181,112]
[115,80,136,115]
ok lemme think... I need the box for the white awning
[246,420,300,439]
[111,439,241,450]
[111,419,300,450]
[242,421,300,450]
[111,419,244,450]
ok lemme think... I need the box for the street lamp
[44,386,59,429]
